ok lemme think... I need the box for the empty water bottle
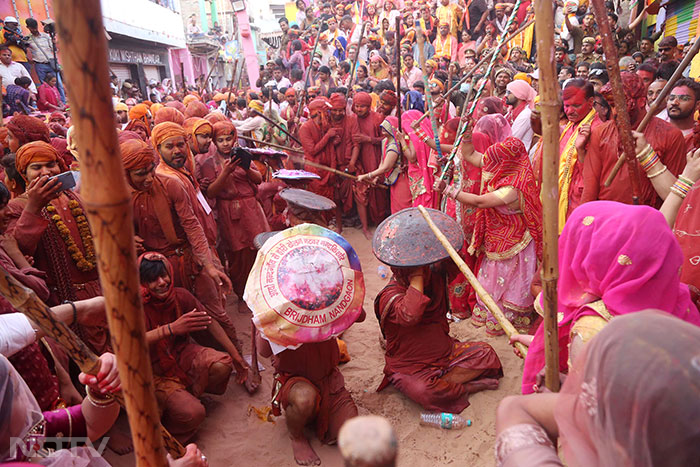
[419,412,471,430]
[377,265,389,279]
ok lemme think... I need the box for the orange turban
[183,95,199,106]
[193,119,214,136]
[212,121,237,141]
[120,138,157,171]
[124,119,150,141]
[129,103,150,121]
[150,103,164,116]
[154,107,186,126]
[7,115,51,147]
[165,101,186,113]
[204,112,226,124]
[184,101,209,119]
[151,122,187,149]
[353,92,372,107]
[16,141,66,178]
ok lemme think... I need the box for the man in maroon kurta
[375,265,503,412]
[352,92,389,224]
[581,72,687,207]
[299,97,343,230]
[329,93,372,238]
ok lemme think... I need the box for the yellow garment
[558,108,596,232]
[507,21,535,58]
[436,4,463,37]
[0,36,27,62]
[434,34,454,59]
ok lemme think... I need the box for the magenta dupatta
[522,201,700,393]
[401,110,436,208]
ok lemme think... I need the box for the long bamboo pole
[417,206,528,357]
[296,21,325,119]
[239,134,304,152]
[395,16,401,129]
[0,265,185,456]
[534,0,561,393]
[589,0,641,204]
[415,24,444,162]
[348,22,368,87]
[604,37,700,186]
[412,18,536,127]
[55,1,170,465]
[0,76,3,125]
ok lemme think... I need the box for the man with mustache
[665,78,700,152]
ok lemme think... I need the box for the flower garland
[46,200,96,272]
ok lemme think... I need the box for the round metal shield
[279,188,336,211]
[372,207,464,267]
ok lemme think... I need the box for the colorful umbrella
[244,224,365,350]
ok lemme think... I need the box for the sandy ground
[104,226,523,467]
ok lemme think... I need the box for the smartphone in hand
[48,171,77,192]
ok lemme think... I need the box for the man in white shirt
[0,45,36,93]
[265,66,292,90]
[505,80,536,151]
[401,54,423,89]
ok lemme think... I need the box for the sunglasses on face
[668,94,693,102]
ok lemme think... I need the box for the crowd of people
[1,0,700,465]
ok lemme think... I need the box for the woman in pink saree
[521,201,700,394]
[496,311,700,467]
[401,110,437,209]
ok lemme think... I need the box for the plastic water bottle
[377,265,389,279]
[419,412,472,430]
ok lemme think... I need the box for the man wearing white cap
[0,17,32,73]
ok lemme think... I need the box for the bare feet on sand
[464,378,500,394]
[245,368,261,394]
[291,436,321,466]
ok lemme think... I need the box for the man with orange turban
[299,98,343,230]
[154,107,186,126]
[8,141,109,354]
[5,115,51,152]
[128,103,152,136]
[352,92,389,224]
[149,122,240,350]
[183,118,214,157]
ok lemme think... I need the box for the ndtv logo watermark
[8,437,109,458]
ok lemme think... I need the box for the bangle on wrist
[677,174,696,189]
[85,384,115,408]
[646,164,667,179]
[63,300,77,325]
[671,176,694,198]
[168,323,174,336]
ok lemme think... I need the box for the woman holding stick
[443,134,542,336]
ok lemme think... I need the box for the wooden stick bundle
[0,265,185,456]
[590,0,641,203]
[604,37,700,186]
[417,206,528,357]
[534,0,561,393]
[56,1,171,464]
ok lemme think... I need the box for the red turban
[204,112,227,124]
[49,111,66,124]
[165,101,186,113]
[120,138,157,171]
[212,121,238,141]
[16,141,67,178]
[380,90,398,106]
[154,107,186,126]
[329,93,346,110]
[124,119,150,141]
[184,101,209,119]
[308,97,331,115]
[7,115,51,147]
[353,92,372,107]
[601,71,646,114]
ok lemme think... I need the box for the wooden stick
[395,16,401,130]
[604,37,700,187]
[590,0,641,204]
[0,76,3,125]
[225,75,235,117]
[289,154,389,189]
[349,22,368,87]
[297,21,325,119]
[415,24,444,162]
[412,18,535,127]
[239,134,304,153]
[0,264,186,456]
[55,1,171,464]
[417,206,528,356]
[252,109,302,145]
[534,0,561,393]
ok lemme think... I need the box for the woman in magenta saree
[521,201,700,394]
[401,110,437,208]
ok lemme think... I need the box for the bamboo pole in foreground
[55,1,172,464]
[534,0,561,393]
[417,206,528,357]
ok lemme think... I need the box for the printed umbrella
[244,223,365,350]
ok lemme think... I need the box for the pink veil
[522,201,700,393]
[473,114,511,145]
[555,311,700,466]
[402,109,437,208]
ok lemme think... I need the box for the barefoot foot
[291,436,321,466]
[362,228,372,240]
[245,368,262,394]
[464,377,500,394]
[106,429,133,455]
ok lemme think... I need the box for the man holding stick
[581,72,687,208]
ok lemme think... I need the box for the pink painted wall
[235,8,260,91]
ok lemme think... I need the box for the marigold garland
[46,200,96,272]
